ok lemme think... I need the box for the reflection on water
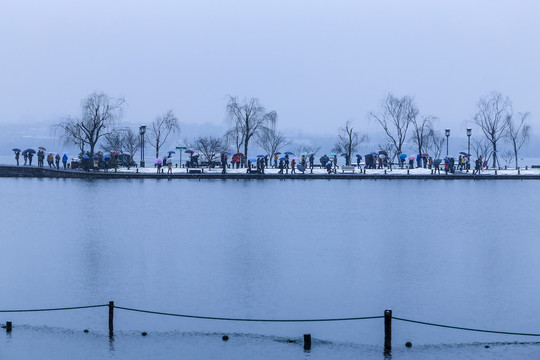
[1,178,540,359]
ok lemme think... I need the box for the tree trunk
[514,143,519,170]
[492,141,497,168]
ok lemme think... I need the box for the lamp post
[139,125,146,168]
[466,128,472,171]
[445,129,450,157]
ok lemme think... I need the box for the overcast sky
[1,0,539,149]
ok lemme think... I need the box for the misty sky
[1,0,539,151]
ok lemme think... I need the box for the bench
[187,168,204,174]
[532,165,540,169]
[341,166,355,174]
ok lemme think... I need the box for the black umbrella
[12,148,21,152]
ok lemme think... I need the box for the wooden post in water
[6,321,12,333]
[303,334,311,350]
[384,309,392,354]
[109,301,114,338]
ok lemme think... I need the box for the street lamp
[466,128,472,171]
[445,128,450,157]
[139,125,146,168]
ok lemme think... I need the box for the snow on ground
[115,165,540,176]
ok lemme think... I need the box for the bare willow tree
[55,92,125,156]
[332,120,368,165]
[505,112,531,169]
[410,115,436,156]
[148,110,179,159]
[369,93,417,162]
[226,96,277,159]
[224,124,244,154]
[256,127,290,162]
[190,136,227,168]
[473,91,512,168]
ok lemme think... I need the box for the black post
[109,301,114,338]
[303,334,311,351]
[384,309,392,354]
[6,321,12,333]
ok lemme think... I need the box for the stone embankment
[1,165,539,180]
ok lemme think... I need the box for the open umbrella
[82,154,90,159]
[234,152,244,157]
[25,148,36,154]
[274,152,281,155]
[370,152,378,156]
[279,157,288,161]
[408,155,416,160]
[378,150,388,157]
[256,155,265,158]
[422,153,429,157]
[444,158,450,164]
[224,153,232,156]
[38,146,46,151]
[123,152,130,156]
[433,159,442,166]
[102,155,111,161]
[247,157,257,162]
[112,152,120,156]
[399,154,407,160]
[185,150,195,154]
[284,151,294,155]
[12,148,21,152]
[168,150,176,155]
[459,152,468,155]
[154,158,162,164]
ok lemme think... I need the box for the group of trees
[56,91,531,170]
[55,92,179,162]
[365,91,531,169]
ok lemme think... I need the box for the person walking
[221,153,227,174]
[274,154,278,168]
[28,151,34,165]
[55,154,60,169]
[309,154,314,173]
[23,151,28,165]
[167,157,173,174]
[15,151,20,166]
[291,159,296,174]
[278,160,284,174]
[62,154,68,170]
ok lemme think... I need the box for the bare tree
[226,96,277,159]
[102,130,123,153]
[505,112,531,169]
[256,127,291,162]
[410,115,436,156]
[55,92,125,156]
[331,120,368,165]
[148,110,179,159]
[426,130,446,159]
[471,137,492,164]
[102,128,141,165]
[224,124,244,154]
[369,93,418,163]
[190,136,227,168]
[472,91,512,168]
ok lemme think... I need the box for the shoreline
[1,165,540,180]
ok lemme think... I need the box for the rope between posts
[114,306,383,322]
[393,316,540,337]
[0,304,109,313]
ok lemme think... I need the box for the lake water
[1,178,540,359]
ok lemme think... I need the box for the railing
[3,303,540,353]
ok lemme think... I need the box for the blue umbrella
[370,152,378,156]
[279,157,288,161]
[248,157,257,162]
[168,150,176,154]
[444,158,450,164]
[275,152,281,155]
[284,151,294,155]
[399,154,407,160]
[256,155,265,158]
[434,159,442,166]
[25,148,36,154]
[225,153,232,156]
[102,155,111,161]
[82,155,90,159]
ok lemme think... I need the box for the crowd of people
[11,147,493,176]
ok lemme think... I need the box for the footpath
[1,165,540,180]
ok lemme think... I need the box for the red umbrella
[38,146,46,151]
[422,153,429,157]
[234,152,244,157]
